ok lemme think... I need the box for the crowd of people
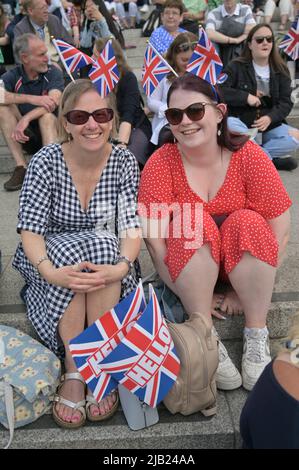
[0,0,298,449]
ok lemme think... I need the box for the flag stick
[51,37,75,82]
[147,41,179,77]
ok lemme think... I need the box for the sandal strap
[86,391,118,408]
[53,395,86,419]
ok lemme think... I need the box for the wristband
[36,255,50,270]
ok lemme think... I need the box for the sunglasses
[253,35,273,44]
[165,102,214,125]
[176,42,197,53]
[65,108,114,125]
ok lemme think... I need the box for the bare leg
[86,281,121,417]
[228,252,276,328]
[174,244,219,326]
[56,293,86,423]
[0,105,26,166]
[279,14,288,29]
[38,113,58,145]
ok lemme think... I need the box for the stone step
[0,337,284,449]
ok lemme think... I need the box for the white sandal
[52,372,86,429]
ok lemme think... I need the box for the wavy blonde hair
[57,79,118,143]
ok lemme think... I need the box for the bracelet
[114,256,134,273]
[36,255,50,270]
[111,138,128,146]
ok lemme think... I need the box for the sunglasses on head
[65,108,114,125]
[176,42,197,53]
[165,102,215,125]
[253,35,273,44]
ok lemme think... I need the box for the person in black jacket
[94,36,152,166]
[220,23,299,171]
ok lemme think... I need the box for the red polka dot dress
[138,141,292,282]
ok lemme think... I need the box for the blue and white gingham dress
[13,143,140,358]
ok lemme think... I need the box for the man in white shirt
[206,0,256,65]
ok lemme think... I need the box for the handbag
[0,325,61,448]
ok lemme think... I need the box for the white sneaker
[242,328,271,391]
[216,339,242,391]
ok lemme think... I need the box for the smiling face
[64,90,113,153]
[168,89,224,150]
[249,26,273,62]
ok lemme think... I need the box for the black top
[220,60,293,131]
[116,70,151,137]
[2,65,64,116]
[240,360,299,449]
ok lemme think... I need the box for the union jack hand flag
[186,28,223,86]
[142,43,172,97]
[279,17,299,60]
[88,40,120,97]
[69,281,146,403]
[98,286,180,408]
[216,72,228,84]
[52,39,94,73]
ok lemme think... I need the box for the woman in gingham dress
[13,80,142,429]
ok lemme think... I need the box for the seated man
[206,0,256,66]
[0,33,64,191]
[13,0,73,64]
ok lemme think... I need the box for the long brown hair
[165,73,248,152]
[235,23,290,77]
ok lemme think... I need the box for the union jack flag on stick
[52,38,94,82]
[186,28,223,86]
[88,40,120,97]
[279,17,299,60]
[98,286,180,408]
[69,281,146,403]
[142,42,177,97]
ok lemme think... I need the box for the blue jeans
[227,117,299,159]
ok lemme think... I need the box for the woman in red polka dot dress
[138,74,292,392]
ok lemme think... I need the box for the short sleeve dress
[13,143,140,357]
[138,140,292,282]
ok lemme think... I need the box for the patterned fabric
[0,326,61,431]
[13,144,140,358]
[138,141,292,282]
[149,25,186,55]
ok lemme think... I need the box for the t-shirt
[184,0,207,15]
[253,61,270,97]
[205,3,256,31]
[2,65,64,115]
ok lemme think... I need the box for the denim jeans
[227,117,299,159]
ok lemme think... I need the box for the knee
[0,104,16,123]
[38,112,57,126]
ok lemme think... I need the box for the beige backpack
[163,312,218,416]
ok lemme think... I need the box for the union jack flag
[279,17,299,60]
[142,43,171,97]
[216,72,228,84]
[186,28,223,86]
[98,286,180,408]
[52,39,94,73]
[88,40,120,97]
[69,281,146,402]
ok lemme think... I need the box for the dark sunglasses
[65,108,114,125]
[176,42,197,53]
[165,102,214,125]
[253,35,273,44]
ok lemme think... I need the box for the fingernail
[220,315,226,320]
